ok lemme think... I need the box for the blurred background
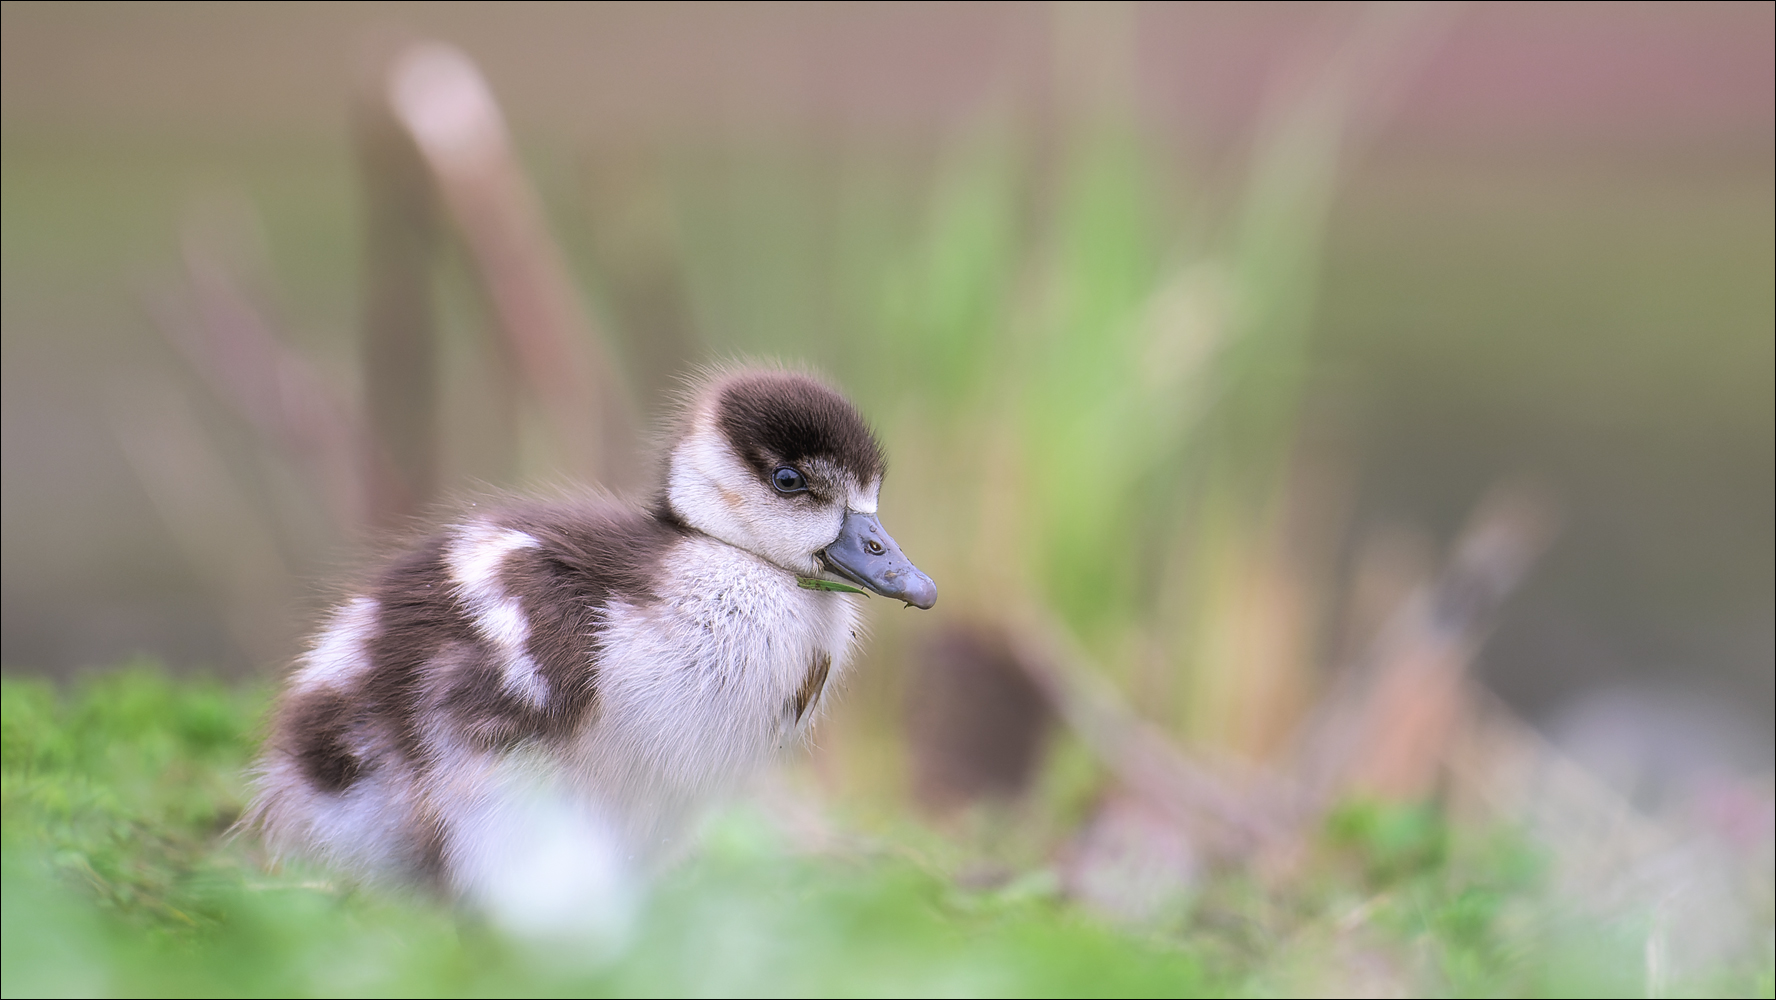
[2,0,1771,940]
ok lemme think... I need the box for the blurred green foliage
[1325,799,1453,887]
[10,665,1767,997]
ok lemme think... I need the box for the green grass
[10,666,1765,998]
[1,666,1219,996]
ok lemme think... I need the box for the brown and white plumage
[247,369,934,898]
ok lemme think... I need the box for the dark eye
[771,466,808,494]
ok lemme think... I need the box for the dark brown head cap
[708,370,885,485]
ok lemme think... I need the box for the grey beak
[819,510,937,609]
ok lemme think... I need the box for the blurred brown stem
[356,86,440,526]
[1001,480,1557,867]
[1005,604,1292,861]
[377,42,638,493]
[1298,480,1561,803]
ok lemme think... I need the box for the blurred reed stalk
[1300,482,1560,803]
[153,40,645,555]
[355,52,442,526]
[361,41,640,523]
[141,41,649,664]
[1001,482,1556,844]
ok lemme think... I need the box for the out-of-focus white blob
[460,761,641,965]
[1550,683,1771,819]
[1547,683,1774,989]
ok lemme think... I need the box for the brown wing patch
[280,501,686,778]
[357,537,475,767]
[792,651,833,724]
[433,640,540,750]
[432,500,689,750]
[278,688,363,794]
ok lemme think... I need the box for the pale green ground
[14,667,1766,998]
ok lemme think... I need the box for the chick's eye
[771,466,808,494]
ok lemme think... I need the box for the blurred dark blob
[906,621,1054,814]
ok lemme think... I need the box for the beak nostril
[865,540,885,556]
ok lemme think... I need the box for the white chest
[570,535,860,831]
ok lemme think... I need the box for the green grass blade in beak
[818,510,937,609]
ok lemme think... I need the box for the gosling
[247,368,935,897]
